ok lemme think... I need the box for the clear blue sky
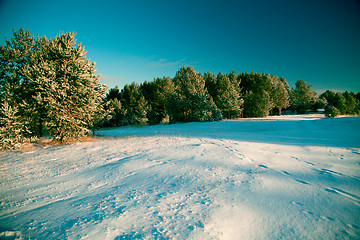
[1,0,360,92]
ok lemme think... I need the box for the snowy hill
[0,114,359,239]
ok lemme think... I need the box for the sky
[1,0,360,92]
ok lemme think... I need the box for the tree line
[1,29,360,149]
[103,68,360,128]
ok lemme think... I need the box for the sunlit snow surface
[1,114,360,239]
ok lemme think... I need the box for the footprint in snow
[302,161,314,166]
[319,169,343,177]
[281,170,290,175]
[324,187,360,206]
[295,179,310,185]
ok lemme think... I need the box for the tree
[120,82,149,125]
[321,90,360,117]
[140,77,174,124]
[290,79,316,114]
[271,76,290,115]
[167,66,221,122]
[106,85,122,102]
[214,73,243,119]
[204,71,217,101]
[343,91,359,115]
[0,28,47,141]
[0,83,31,149]
[0,28,37,100]
[22,32,107,143]
[0,102,25,149]
[324,105,340,118]
[238,72,274,117]
[243,90,272,118]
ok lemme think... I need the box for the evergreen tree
[140,77,174,124]
[120,82,149,125]
[238,72,274,117]
[271,76,290,115]
[243,90,272,118]
[290,79,316,114]
[0,102,25,149]
[22,32,107,143]
[167,66,221,123]
[0,28,47,140]
[106,85,122,102]
[343,91,359,115]
[105,98,125,127]
[0,83,30,149]
[0,28,37,100]
[204,71,217,101]
[215,73,243,119]
[321,90,360,117]
[324,105,340,118]
[228,70,241,94]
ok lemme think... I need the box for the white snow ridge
[0,114,359,239]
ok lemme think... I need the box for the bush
[324,105,340,118]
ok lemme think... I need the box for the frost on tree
[214,72,243,119]
[167,66,222,123]
[22,32,107,143]
[0,28,38,148]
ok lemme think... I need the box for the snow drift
[0,114,359,239]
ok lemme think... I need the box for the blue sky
[1,0,360,92]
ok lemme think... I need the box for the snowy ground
[0,114,360,239]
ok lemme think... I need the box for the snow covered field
[1,114,360,239]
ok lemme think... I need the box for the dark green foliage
[239,72,275,117]
[271,76,290,115]
[119,82,149,125]
[290,80,316,114]
[0,28,39,148]
[214,73,243,119]
[106,86,121,101]
[22,32,107,143]
[343,91,359,115]
[167,66,222,123]
[321,90,360,117]
[324,105,340,118]
[311,98,326,112]
[0,101,29,150]
[243,90,272,118]
[140,77,174,124]
[204,72,217,101]
[0,28,107,146]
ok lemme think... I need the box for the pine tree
[271,76,290,115]
[215,73,243,119]
[120,82,149,125]
[0,28,45,141]
[22,32,107,143]
[0,83,31,149]
[239,72,274,117]
[0,28,36,99]
[290,79,316,114]
[140,77,174,124]
[168,66,221,123]
[343,91,359,115]
[204,71,217,100]
[243,90,272,118]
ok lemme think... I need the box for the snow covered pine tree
[22,32,107,143]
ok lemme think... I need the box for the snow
[0,114,359,239]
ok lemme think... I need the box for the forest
[1,29,360,149]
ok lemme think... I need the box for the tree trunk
[279,107,282,116]
[38,118,43,137]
